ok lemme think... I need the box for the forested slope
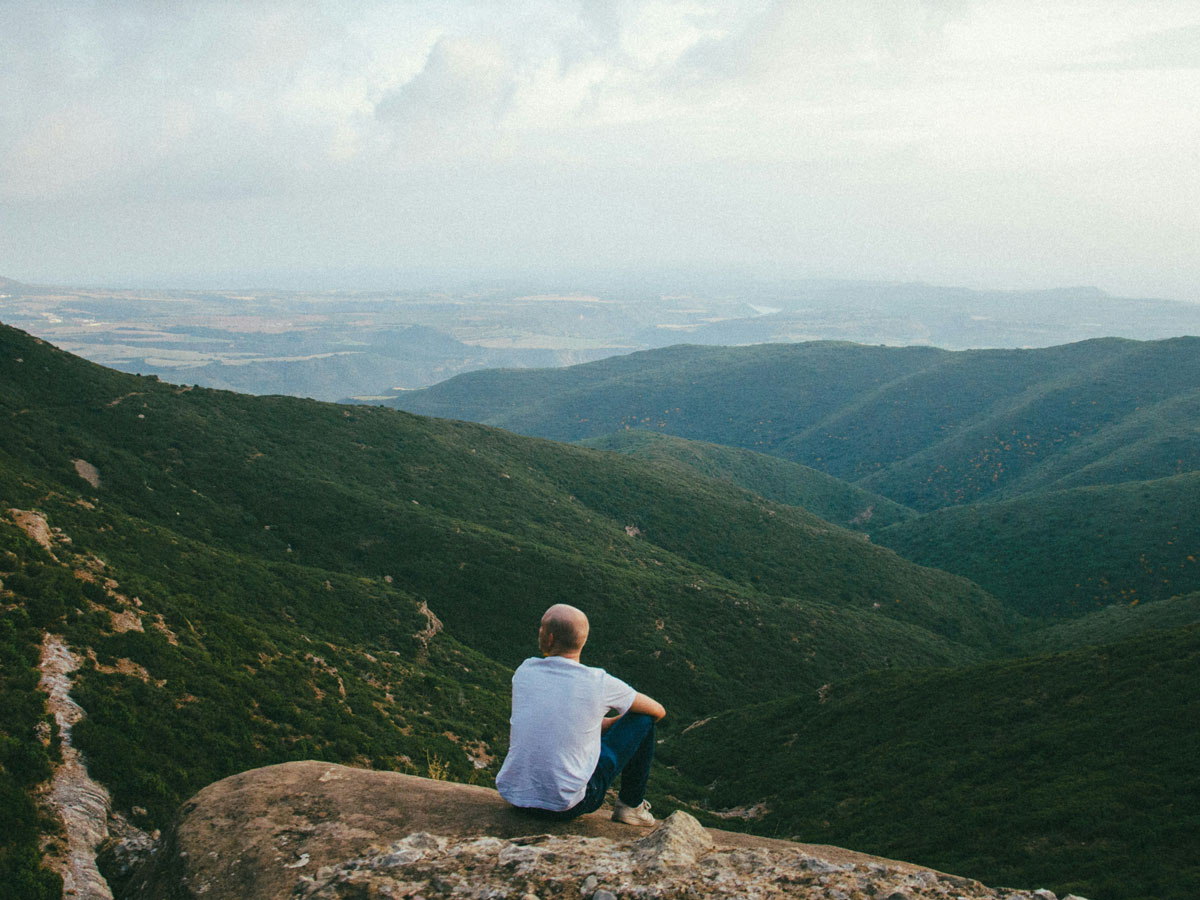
[874,472,1200,617]
[386,337,1200,509]
[6,322,1198,900]
[664,623,1200,900]
[0,322,1007,892]
[580,430,915,531]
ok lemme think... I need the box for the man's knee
[619,711,655,731]
[603,711,655,756]
[627,712,656,741]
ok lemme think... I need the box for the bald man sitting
[495,603,667,825]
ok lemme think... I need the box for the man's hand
[601,715,621,733]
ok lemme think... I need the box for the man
[495,603,667,825]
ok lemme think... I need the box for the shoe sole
[612,814,656,826]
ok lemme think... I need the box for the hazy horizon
[6,265,1199,305]
[3,2,1198,302]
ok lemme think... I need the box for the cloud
[1,1,1198,300]
[1075,23,1200,70]
[373,35,513,158]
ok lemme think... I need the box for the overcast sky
[2,1,1198,299]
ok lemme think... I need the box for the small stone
[498,844,542,868]
[581,875,599,895]
[377,849,426,868]
[938,874,978,889]
[798,856,852,874]
[1033,891,1058,900]
[459,836,507,856]
[398,832,445,852]
[593,892,617,900]
[634,811,713,868]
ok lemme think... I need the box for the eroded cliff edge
[121,761,1084,900]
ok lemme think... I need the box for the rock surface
[125,761,1078,900]
[38,633,115,900]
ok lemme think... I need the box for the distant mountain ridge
[384,337,1200,509]
[9,273,1200,406]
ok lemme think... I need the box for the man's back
[496,656,635,811]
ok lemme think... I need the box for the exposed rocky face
[36,631,160,900]
[294,813,1057,900]
[121,762,1087,900]
[38,633,116,900]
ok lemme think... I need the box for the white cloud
[1,0,1198,299]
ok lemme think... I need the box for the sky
[2,1,1198,299]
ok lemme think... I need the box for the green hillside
[850,337,1200,509]
[1015,591,1200,654]
[385,337,1200,510]
[0,323,1010,893]
[383,341,949,449]
[874,472,1200,618]
[580,430,916,531]
[663,623,1200,900]
[8,320,1198,900]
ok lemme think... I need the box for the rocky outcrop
[124,761,1085,900]
[38,632,158,900]
[38,633,116,900]
[297,817,1079,900]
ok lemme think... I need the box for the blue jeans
[520,712,656,821]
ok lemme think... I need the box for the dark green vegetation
[663,624,1200,900]
[383,336,1200,900]
[874,474,1200,618]
[0,526,63,900]
[387,337,1200,509]
[388,337,1200,619]
[5,323,1198,900]
[580,430,915,531]
[1,323,1010,892]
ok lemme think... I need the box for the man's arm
[601,691,666,731]
[628,691,666,721]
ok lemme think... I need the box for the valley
[2,320,1198,900]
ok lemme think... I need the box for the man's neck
[544,650,582,663]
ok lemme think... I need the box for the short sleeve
[602,672,637,717]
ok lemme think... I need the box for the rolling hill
[873,472,1200,618]
[384,336,1200,623]
[384,337,1200,510]
[579,430,916,532]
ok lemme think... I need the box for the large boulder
[123,761,1064,900]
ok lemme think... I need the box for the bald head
[539,604,589,657]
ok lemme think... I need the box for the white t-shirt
[495,656,637,811]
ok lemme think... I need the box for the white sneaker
[612,799,655,826]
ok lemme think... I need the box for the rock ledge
[124,761,1080,900]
